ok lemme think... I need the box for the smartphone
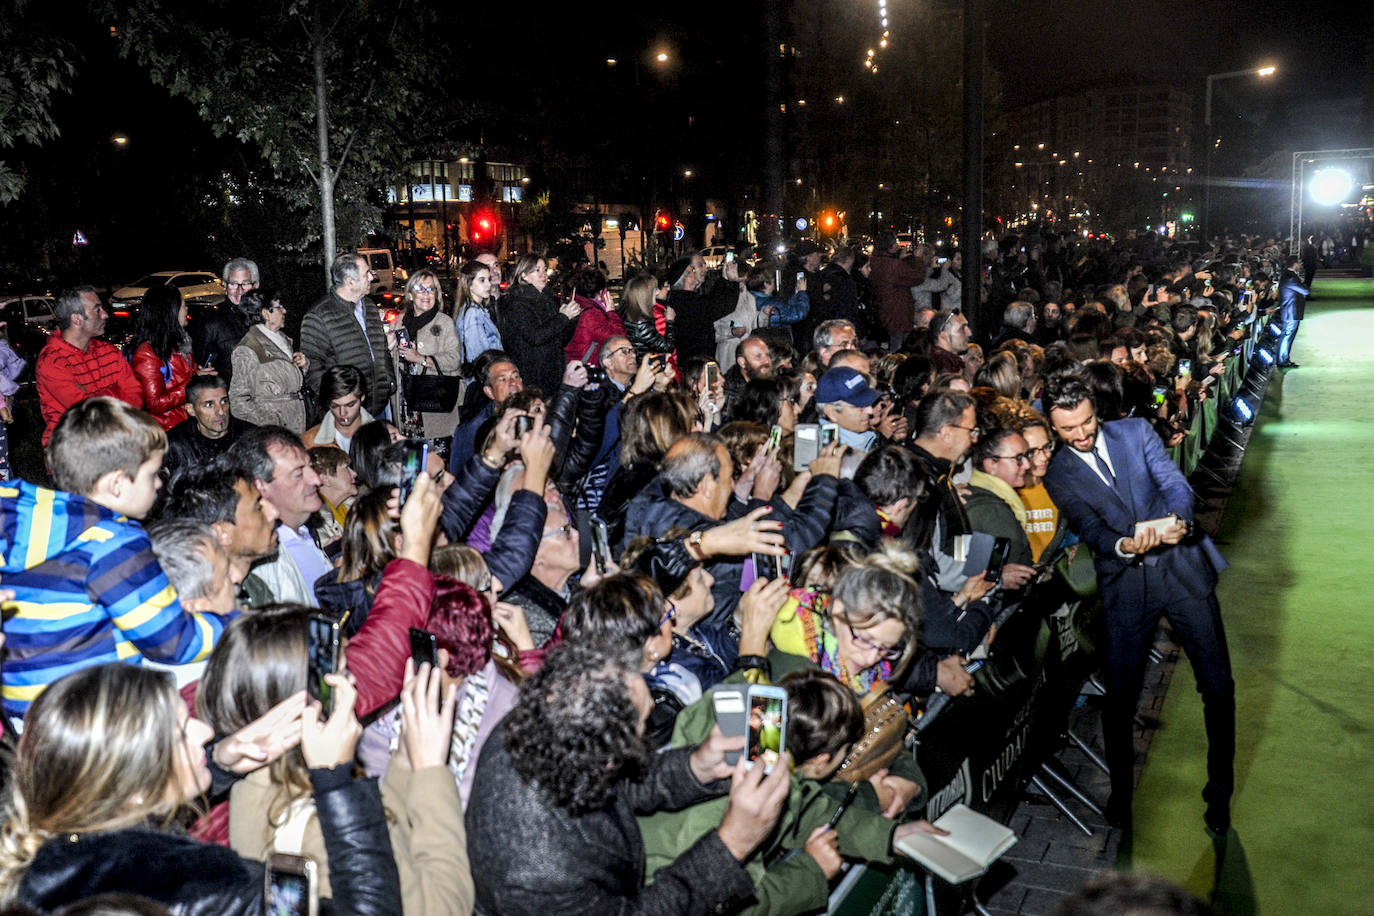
[409,627,439,670]
[397,440,428,504]
[819,421,839,448]
[936,257,949,265]
[985,537,1011,585]
[725,251,736,264]
[306,614,341,719]
[712,687,748,765]
[753,551,779,580]
[778,549,793,583]
[703,361,720,390]
[513,414,534,437]
[590,517,612,574]
[1152,386,1167,408]
[767,424,782,452]
[793,423,820,471]
[746,684,788,773]
[1178,359,1192,377]
[649,354,667,373]
[580,340,599,365]
[266,853,319,916]
[795,271,805,282]
[396,328,411,349]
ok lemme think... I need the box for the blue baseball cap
[815,367,881,407]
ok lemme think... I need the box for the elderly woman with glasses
[393,269,464,442]
[963,424,1040,592]
[765,543,929,817]
[229,287,310,432]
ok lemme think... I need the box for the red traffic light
[470,209,499,245]
[655,213,672,231]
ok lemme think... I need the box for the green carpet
[1129,278,1374,914]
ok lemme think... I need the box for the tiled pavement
[974,635,1182,914]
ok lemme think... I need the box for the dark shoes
[1279,361,1300,368]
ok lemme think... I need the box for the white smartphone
[712,687,748,766]
[793,423,820,471]
[1133,516,1177,539]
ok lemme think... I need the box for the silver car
[110,271,225,308]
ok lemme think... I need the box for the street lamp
[1203,64,1276,240]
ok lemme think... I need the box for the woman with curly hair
[129,285,203,430]
[765,545,929,815]
[465,640,792,916]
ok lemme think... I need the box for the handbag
[833,686,910,783]
[402,365,462,414]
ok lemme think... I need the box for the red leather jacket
[131,343,198,430]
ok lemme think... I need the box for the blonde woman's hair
[431,543,492,590]
[0,665,186,900]
[405,268,447,315]
[621,272,660,324]
[830,541,923,674]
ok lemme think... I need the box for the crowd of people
[0,226,1297,914]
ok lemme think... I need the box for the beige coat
[229,324,309,433]
[394,311,464,440]
[229,761,473,915]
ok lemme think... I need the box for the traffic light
[470,208,499,249]
[655,212,672,232]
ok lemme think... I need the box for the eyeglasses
[227,281,254,290]
[843,619,904,661]
[607,346,634,359]
[948,423,981,441]
[659,604,678,628]
[541,523,574,541]
[1029,443,1054,458]
[990,451,1033,465]
[413,285,435,294]
[266,304,286,313]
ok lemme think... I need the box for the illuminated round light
[1309,168,1354,206]
[795,218,809,230]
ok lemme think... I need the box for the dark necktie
[1093,446,1117,489]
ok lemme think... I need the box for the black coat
[667,283,738,364]
[496,281,576,396]
[17,775,400,916]
[191,302,251,384]
[466,723,754,916]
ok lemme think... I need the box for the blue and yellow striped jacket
[0,480,233,718]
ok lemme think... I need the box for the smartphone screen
[985,537,1011,584]
[795,271,805,282]
[398,441,428,504]
[306,615,340,719]
[1152,386,1167,407]
[1178,359,1192,377]
[513,414,534,437]
[725,251,736,264]
[793,423,820,471]
[267,854,317,916]
[767,424,782,452]
[747,688,786,773]
[753,551,778,581]
[778,550,793,583]
[409,627,439,670]
[819,422,839,448]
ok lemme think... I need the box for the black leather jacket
[624,316,675,355]
[17,771,400,916]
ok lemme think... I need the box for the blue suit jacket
[1044,418,1226,614]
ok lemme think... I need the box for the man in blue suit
[1277,254,1310,369]
[1042,375,1235,835]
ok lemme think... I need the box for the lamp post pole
[1202,66,1275,244]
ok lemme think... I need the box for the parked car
[0,294,59,381]
[699,245,734,270]
[110,271,224,310]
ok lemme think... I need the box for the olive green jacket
[638,669,922,916]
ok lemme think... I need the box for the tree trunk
[312,5,335,288]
